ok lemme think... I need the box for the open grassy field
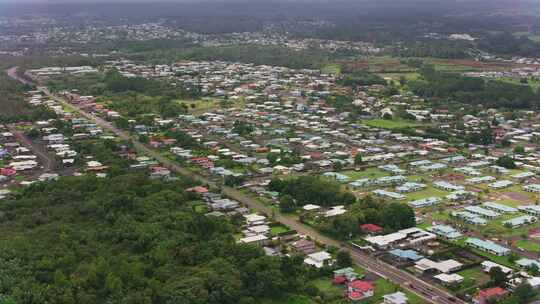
[497,77,540,92]
[514,239,540,253]
[311,277,343,298]
[341,168,389,180]
[321,64,342,75]
[362,119,419,129]
[345,56,414,73]
[270,224,290,236]
[378,72,420,81]
[405,186,450,201]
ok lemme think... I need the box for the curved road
[7,67,465,304]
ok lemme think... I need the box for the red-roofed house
[473,287,508,304]
[186,186,209,194]
[332,276,347,285]
[347,280,374,301]
[0,167,16,177]
[360,223,383,234]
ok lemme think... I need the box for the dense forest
[0,173,317,303]
[408,64,540,109]
[269,176,357,208]
[269,176,416,239]
[478,32,540,58]
[126,45,347,69]
[0,66,56,123]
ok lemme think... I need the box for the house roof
[348,280,374,292]
[360,223,383,233]
[476,287,507,299]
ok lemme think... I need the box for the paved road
[7,67,465,304]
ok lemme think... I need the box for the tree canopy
[0,173,311,303]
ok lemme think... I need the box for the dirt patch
[439,173,465,181]
[529,228,540,238]
[501,192,530,202]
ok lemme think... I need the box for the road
[7,67,465,304]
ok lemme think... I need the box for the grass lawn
[457,266,489,287]
[463,246,517,269]
[430,210,452,223]
[362,119,419,130]
[311,278,343,298]
[365,278,430,304]
[514,239,540,253]
[270,225,290,236]
[321,64,342,75]
[378,72,419,81]
[405,186,450,201]
[341,168,389,180]
[178,99,218,113]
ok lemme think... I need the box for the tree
[336,250,352,268]
[354,154,363,166]
[514,145,525,154]
[382,112,393,120]
[501,137,511,147]
[26,128,40,139]
[399,76,407,86]
[505,283,536,304]
[381,203,415,231]
[496,156,516,169]
[488,266,507,288]
[279,195,296,213]
[138,134,149,144]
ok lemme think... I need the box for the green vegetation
[321,64,342,75]
[514,240,540,253]
[362,119,419,129]
[0,70,56,123]
[479,32,540,58]
[0,173,317,303]
[337,70,386,87]
[269,176,357,208]
[342,168,389,180]
[408,64,540,109]
[129,45,346,69]
[47,70,197,119]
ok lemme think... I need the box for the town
[2,1,540,304]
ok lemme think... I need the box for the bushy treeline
[478,32,540,58]
[269,176,357,208]
[408,64,540,109]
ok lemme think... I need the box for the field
[177,99,218,113]
[321,64,342,75]
[341,168,389,180]
[344,56,413,73]
[513,31,540,42]
[497,77,540,92]
[514,239,540,253]
[270,224,290,236]
[405,186,450,201]
[455,266,489,292]
[362,119,419,129]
